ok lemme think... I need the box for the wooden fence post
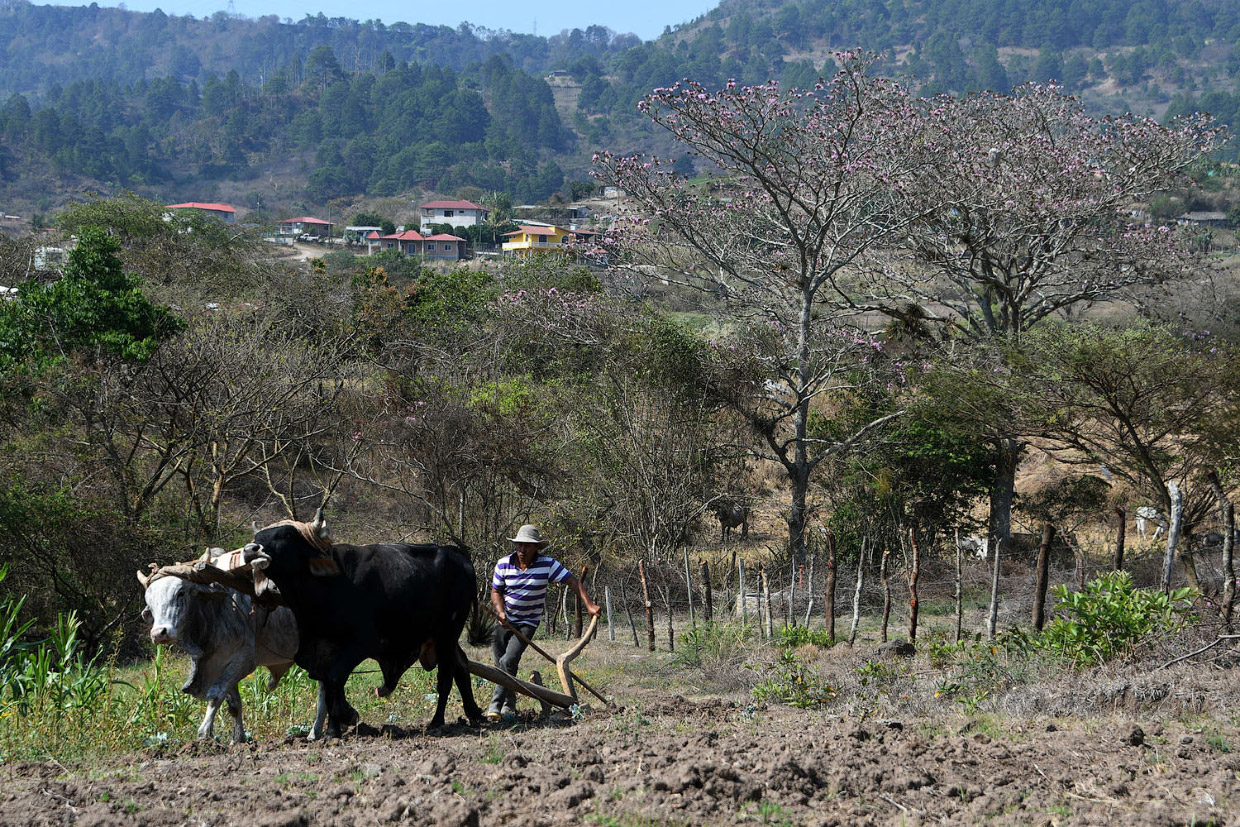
[952,532,963,644]
[803,552,815,626]
[1032,522,1055,632]
[880,547,892,644]
[907,527,920,644]
[700,560,713,624]
[683,549,695,627]
[1113,506,1127,571]
[620,580,639,647]
[605,585,615,642]
[849,537,866,645]
[739,558,747,630]
[639,560,655,652]
[824,530,837,643]
[760,565,774,640]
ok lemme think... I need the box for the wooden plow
[467,614,608,710]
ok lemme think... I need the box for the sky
[103,0,721,42]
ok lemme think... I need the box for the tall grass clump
[0,565,128,759]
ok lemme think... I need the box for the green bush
[1038,571,1196,667]
[775,624,834,649]
[752,650,837,709]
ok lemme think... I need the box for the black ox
[243,514,482,737]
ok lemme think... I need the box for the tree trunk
[700,560,713,624]
[1032,522,1056,632]
[880,547,892,643]
[1161,482,1184,594]
[907,527,920,644]
[638,560,655,651]
[824,529,837,643]
[849,537,866,645]
[1113,506,1126,571]
[988,437,1019,559]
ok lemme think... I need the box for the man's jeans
[489,622,536,713]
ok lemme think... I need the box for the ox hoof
[375,686,393,698]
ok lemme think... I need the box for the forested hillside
[0,0,1239,216]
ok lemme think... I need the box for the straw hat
[508,524,549,546]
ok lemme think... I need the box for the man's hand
[585,601,602,618]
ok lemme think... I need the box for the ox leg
[197,698,220,740]
[452,644,483,723]
[226,685,246,744]
[428,651,455,730]
[308,682,329,741]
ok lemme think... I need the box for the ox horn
[136,562,157,588]
[311,507,329,540]
[252,520,261,535]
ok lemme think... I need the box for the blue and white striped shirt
[492,553,572,627]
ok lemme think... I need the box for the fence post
[683,548,695,628]
[739,558,747,630]
[605,585,615,642]
[639,560,655,652]
[700,560,713,624]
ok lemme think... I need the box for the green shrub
[775,624,833,650]
[752,650,837,709]
[1038,571,1196,667]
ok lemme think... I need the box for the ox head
[245,510,340,581]
[140,575,229,645]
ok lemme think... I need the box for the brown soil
[3,685,1238,826]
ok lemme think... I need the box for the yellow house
[501,224,573,258]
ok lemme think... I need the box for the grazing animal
[243,513,482,738]
[137,566,322,742]
[959,535,989,559]
[712,500,749,541]
[1135,506,1166,540]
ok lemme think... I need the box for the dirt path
[3,694,1236,825]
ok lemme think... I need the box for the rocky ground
[3,683,1238,826]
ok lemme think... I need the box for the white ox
[138,565,324,742]
[1135,506,1166,540]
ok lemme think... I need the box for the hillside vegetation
[1,0,1240,217]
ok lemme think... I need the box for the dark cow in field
[711,499,749,541]
[137,560,324,742]
[243,514,482,738]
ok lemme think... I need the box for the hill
[0,0,1238,221]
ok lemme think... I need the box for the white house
[418,199,488,231]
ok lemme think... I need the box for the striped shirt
[492,552,572,627]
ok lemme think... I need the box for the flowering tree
[595,53,921,562]
[852,85,1223,550]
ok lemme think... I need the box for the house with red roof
[418,199,488,231]
[166,202,236,223]
[366,229,465,261]
[278,216,334,238]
